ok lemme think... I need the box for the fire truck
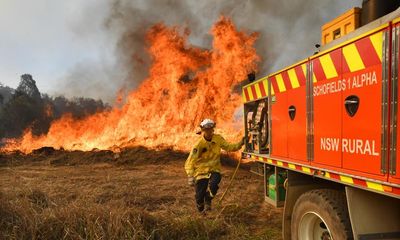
[242,1,400,239]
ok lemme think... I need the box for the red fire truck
[242,1,400,239]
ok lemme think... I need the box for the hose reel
[247,100,269,153]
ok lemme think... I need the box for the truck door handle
[288,105,296,120]
[344,95,360,117]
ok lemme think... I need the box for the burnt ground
[0,147,282,240]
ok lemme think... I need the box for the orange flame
[2,17,259,153]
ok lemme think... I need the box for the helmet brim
[200,124,215,129]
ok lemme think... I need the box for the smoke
[54,61,125,103]
[52,0,124,103]
[105,0,362,88]
[0,0,362,103]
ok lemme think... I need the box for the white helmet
[200,119,216,129]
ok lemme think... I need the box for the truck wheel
[291,189,353,240]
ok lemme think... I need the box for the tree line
[0,74,109,141]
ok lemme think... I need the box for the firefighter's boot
[196,203,205,213]
[205,193,212,211]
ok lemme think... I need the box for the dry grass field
[0,147,282,239]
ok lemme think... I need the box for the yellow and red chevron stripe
[244,153,400,198]
[312,31,382,82]
[242,77,269,102]
[242,62,307,102]
[312,48,341,82]
[242,31,384,103]
[269,63,307,95]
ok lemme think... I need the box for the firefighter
[185,119,244,213]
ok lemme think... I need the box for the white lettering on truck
[320,138,379,156]
[321,138,340,151]
[350,71,377,89]
[313,70,378,97]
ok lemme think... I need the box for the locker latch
[288,105,296,120]
[344,95,360,117]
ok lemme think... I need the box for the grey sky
[0,0,361,102]
[0,0,120,101]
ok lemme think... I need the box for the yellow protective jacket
[184,134,243,180]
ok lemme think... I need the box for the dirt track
[0,148,282,239]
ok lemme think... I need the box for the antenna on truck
[314,43,321,55]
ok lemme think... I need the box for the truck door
[270,63,308,162]
[270,74,288,158]
[341,28,387,181]
[312,49,343,168]
[287,63,308,162]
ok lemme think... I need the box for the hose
[217,158,241,205]
[213,157,242,222]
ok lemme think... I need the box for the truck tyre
[291,189,353,240]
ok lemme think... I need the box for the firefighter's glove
[188,176,195,186]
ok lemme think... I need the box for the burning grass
[2,17,258,154]
[0,147,282,239]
